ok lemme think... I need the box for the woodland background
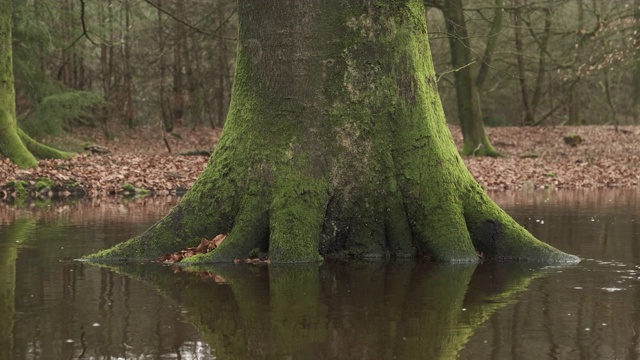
[12,0,640,140]
[2,0,640,196]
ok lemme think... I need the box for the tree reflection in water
[5,189,638,359]
[104,261,547,359]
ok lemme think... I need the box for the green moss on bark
[17,128,73,160]
[0,109,37,169]
[0,0,73,168]
[442,0,500,158]
[84,0,578,265]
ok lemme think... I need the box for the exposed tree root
[17,128,74,160]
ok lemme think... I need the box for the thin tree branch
[79,0,100,46]
[143,0,236,41]
[436,60,476,83]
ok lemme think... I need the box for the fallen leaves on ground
[450,125,640,190]
[1,124,639,196]
[0,153,209,197]
[158,234,227,264]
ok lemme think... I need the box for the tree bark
[634,0,640,124]
[530,7,551,113]
[86,0,577,264]
[476,0,503,91]
[157,0,172,133]
[442,0,499,157]
[171,0,186,125]
[569,0,584,125]
[122,0,135,128]
[512,0,535,126]
[0,0,72,168]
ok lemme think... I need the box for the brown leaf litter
[158,234,227,264]
[1,125,639,198]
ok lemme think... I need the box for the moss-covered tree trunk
[0,0,72,168]
[87,0,577,264]
[442,0,499,157]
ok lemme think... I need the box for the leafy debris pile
[158,234,227,264]
[158,233,272,265]
[158,234,271,265]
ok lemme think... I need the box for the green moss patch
[119,183,151,198]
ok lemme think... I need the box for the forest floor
[1,124,639,201]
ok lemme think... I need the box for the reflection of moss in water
[394,263,546,359]
[98,261,556,359]
[16,181,28,198]
[269,265,327,356]
[0,218,35,360]
[6,180,30,206]
[35,177,55,191]
[120,183,150,198]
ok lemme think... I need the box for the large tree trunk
[442,0,499,157]
[0,0,72,168]
[87,0,576,264]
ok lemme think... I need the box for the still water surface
[0,190,639,359]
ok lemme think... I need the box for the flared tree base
[85,155,579,265]
[0,109,73,168]
[84,0,577,265]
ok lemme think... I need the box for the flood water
[0,190,639,360]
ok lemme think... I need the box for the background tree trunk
[122,0,135,128]
[157,0,172,133]
[442,0,499,157]
[475,0,504,91]
[512,0,535,126]
[634,0,640,124]
[530,7,551,113]
[0,0,72,168]
[171,0,186,126]
[87,0,576,264]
